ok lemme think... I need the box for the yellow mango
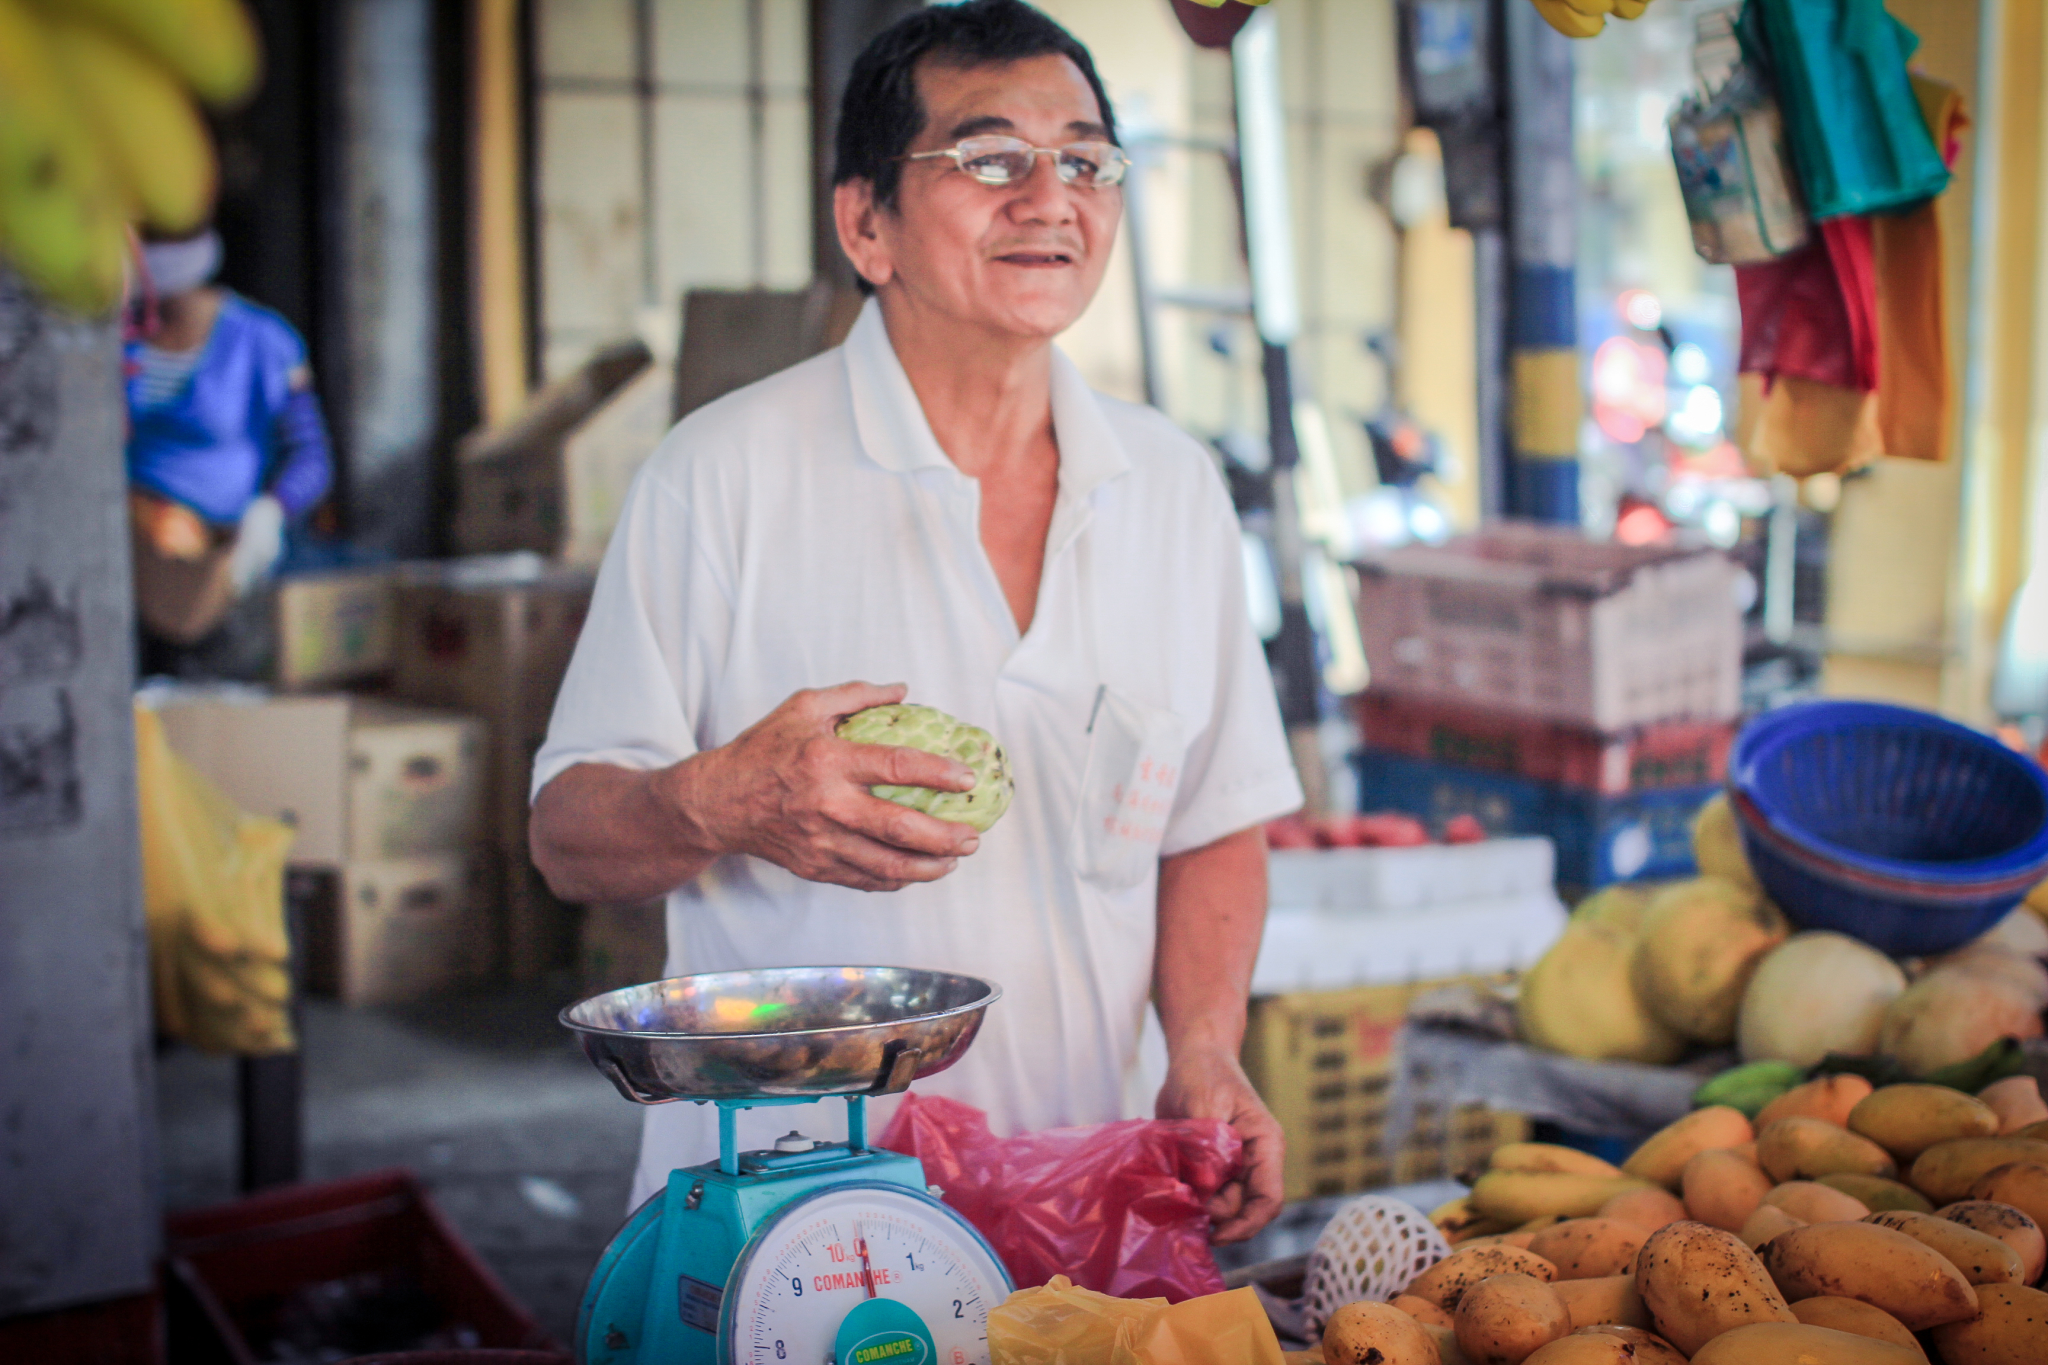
[1689,1322,1924,1364]
[1756,1222,1978,1330]
[1622,1107,1755,1190]
[1924,1282,2048,1365]
[1848,1084,2001,1162]
[1633,1220,1797,1355]
[1908,1137,2048,1205]
[1757,1116,1897,1183]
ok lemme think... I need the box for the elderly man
[531,0,1301,1242]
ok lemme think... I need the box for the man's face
[863,53,1122,340]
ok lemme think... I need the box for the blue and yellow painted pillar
[1504,0,1581,524]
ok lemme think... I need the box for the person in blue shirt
[126,227,334,667]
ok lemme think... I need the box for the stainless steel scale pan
[558,964,1000,1103]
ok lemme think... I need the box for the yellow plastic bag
[1124,1288,1286,1365]
[989,1278,1285,1365]
[989,1276,1165,1365]
[137,705,297,1054]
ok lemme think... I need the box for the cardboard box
[557,365,673,564]
[579,898,666,996]
[391,557,594,749]
[453,340,654,560]
[152,691,485,866]
[390,558,595,863]
[307,855,490,1007]
[1243,978,1529,1202]
[672,283,861,421]
[346,704,490,862]
[273,566,397,689]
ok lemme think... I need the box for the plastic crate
[1353,692,1735,795]
[165,1170,554,1363]
[1242,978,1530,1202]
[1351,749,1713,888]
[1352,524,1742,730]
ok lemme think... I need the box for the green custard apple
[836,703,1013,833]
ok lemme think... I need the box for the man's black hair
[833,0,1117,215]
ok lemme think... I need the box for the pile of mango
[1321,1075,2048,1363]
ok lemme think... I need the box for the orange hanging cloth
[1872,75,1968,462]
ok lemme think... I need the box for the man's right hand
[666,681,984,893]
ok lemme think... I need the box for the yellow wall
[1820,0,1986,713]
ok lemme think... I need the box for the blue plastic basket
[1728,701,2048,954]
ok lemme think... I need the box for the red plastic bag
[877,1093,1241,1303]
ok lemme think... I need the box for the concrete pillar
[1503,0,1580,523]
[330,0,443,557]
[0,271,158,1316]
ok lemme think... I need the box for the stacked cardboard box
[1350,524,1744,888]
[452,340,656,564]
[412,288,868,994]
[271,566,398,690]
[152,691,489,1005]
[387,555,595,983]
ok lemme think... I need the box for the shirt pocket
[1071,686,1188,893]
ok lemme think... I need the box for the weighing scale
[560,965,1012,1365]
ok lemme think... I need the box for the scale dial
[721,1182,1011,1365]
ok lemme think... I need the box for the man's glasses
[904,135,1129,189]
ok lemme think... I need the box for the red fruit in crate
[1444,814,1488,844]
[1265,815,1318,849]
[1353,813,1431,847]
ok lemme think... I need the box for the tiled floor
[156,984,642,1349]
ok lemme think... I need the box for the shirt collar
[843,297,1131,500]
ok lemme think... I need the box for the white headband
[142,229,222,295]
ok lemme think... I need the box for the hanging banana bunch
[1531,0,1654,40]
[0,0,259,314]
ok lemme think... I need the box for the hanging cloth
[1872,75,1968,462]
[1736,217,1882,476]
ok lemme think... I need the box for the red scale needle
[854,1222,877,1299]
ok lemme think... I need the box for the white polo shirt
[534,301,1301,1202]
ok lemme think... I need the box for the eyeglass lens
[957,137,1125,187]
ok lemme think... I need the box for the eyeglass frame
[901,134,1130,189]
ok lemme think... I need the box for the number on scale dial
[724,1184,1009,1365]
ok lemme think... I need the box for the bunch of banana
[0,0,258,314]
[1458,1141,1659,1229]
[1188,0,1273,8]
[1531,0,1653,41]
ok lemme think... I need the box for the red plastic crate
[165,1170,555,1364]
[0,1284,162,1364]
[1353,692,1736,795]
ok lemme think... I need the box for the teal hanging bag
[1740,0,1950,219]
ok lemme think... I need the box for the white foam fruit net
[1301,1195,1453,1333]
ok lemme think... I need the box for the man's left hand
[1155,1045,1285,1244]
